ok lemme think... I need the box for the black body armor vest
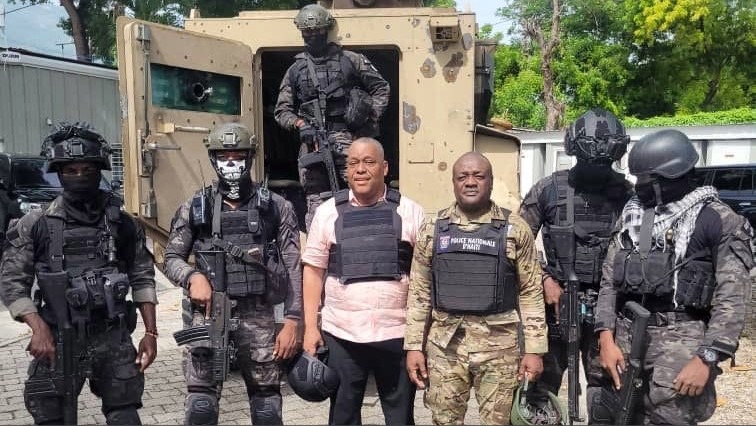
[290,46,357,130]
[191,188,277,299]
[43,196,131,327]
[327,189,413,283]
[612,207,716,313]
[431,209,518,315]
[542,170,619,285]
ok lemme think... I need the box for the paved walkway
[4,268,750,425]
[0,270,486,425]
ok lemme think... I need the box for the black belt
[646,311,704,327]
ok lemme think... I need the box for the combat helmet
[628,129,698,179]
[564,108,629,163]
[510,381,567,425]
[42,122,112,172]
[294,4,335,31]
[204,122,257,180]
[286,347,340,402]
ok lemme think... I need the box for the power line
[5,3,39,15]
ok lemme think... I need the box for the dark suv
[693,164,756,227]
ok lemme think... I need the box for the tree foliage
[490,0,754,129]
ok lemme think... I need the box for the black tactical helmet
[564,108,629,163]
[628,129,699,179]
[42,122,112,172]
[286,347,340,402]
[294,4,334,31]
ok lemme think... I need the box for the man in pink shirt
[301,137,425,425]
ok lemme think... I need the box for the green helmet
[42,122,112,172]
[205,122,257,181]
[510,383,567,425]
[294,4,334,31]
[205,122,257,154]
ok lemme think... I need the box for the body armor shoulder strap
[46,202,120,273]
[333,189,350,206]
[551,170,575,226]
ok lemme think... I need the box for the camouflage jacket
[0,194,157,321]
[404,201,548,354]
[274,44,390,131]
[595,199,753,358]
[163,187,303,320]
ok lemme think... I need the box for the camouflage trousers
[424,327,520,425]
[298,130,353,231]
[23,328,144,425]
[610,315,719,425]
[182,298,282,425]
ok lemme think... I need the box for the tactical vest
[290,46,357,130]
[44,196,131,326]
[431,209,517,315]
[542,170,618,285]
[191,188,278,300]
[327,189,413,283]
[612,208,716,312]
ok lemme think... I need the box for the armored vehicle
[115,0,521,265]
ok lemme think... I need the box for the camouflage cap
[294,4,334,31]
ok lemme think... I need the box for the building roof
[512,124,756,144]
[0,47,118,80]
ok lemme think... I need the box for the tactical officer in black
[0,122,158,425]
[519,108,633,415]
[164,123,302,425]
[274,3,390,231]
[594,129,752,424]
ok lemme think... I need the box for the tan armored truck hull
[116,7,520,265]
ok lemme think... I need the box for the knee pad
[186,393,219,425]
[104,407,141,425]
[251,388,282,425]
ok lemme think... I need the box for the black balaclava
[304,32,329,57]
[635,173,695,208]
[569,159,615,192]
[59,168,106,225]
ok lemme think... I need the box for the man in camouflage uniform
[274,3,390,231]
[595,129,753,425]
[0,122,158,424]
[519,108,633,418]
[405,152,548,425]
[164,123,302,425]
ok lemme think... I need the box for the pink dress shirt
[302,188,425,343]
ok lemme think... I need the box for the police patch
[439,235,450,251]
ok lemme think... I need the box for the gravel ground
[702,337,755,425]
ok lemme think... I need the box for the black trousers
[323,332,416,425]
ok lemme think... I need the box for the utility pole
[55,41,75,56]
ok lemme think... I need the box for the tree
[627,0,754,111]
[502,0,565,130]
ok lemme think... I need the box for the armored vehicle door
[116,17,256,244]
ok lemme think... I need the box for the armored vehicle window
[150,63,241,115]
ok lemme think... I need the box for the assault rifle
[615,301,650,425]
[173,250,239,383]
[551,224,583,425]
[297,93,341,200]
[28,271,80,425]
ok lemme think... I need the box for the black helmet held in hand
[42,122,112,172]
[564,108,629,163]
[629,129,699,179]
[286,346,340,402]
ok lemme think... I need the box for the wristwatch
[696,346,718,366]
